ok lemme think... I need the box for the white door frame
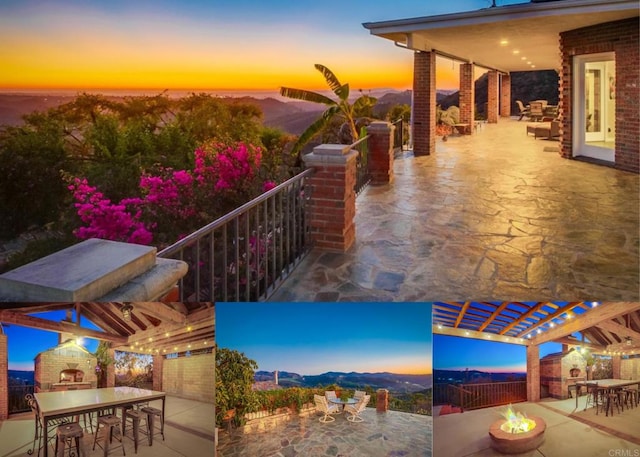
[572,52,615,162]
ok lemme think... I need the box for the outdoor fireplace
[488,405,546,454]
[34,338,97,392]
[540,349,586,399]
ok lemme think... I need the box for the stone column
[526,344,540,402]
[487,70,499,123]
[412,51,436,156]
[153,354,164,391]
[500,73,511,117]
[376,388,389,413]
[106,346,116,388]
[0,333,7,420]
[459,63,475,129]
[302,144,358,252]
[367,121,395,185]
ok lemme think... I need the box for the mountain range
[254,370,432,393]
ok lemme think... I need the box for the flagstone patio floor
[0,396,214,457]
[270,118,639,302]
[217,408,432,457]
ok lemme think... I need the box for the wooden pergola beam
[499,302,549,335]
[453,302,471,328]
[596,319,640,341]
[478,302,510,332]
[0,310,127,344]
[433,325,530,346]
[551,336,604,352]
[529,303,640,345]
[130,302,187,324]
[515,302,587,338]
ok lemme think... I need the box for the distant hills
[8,370,34,385]
[254,370,432,393]
[434,369,526,384]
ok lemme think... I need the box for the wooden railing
[434,381,527,411]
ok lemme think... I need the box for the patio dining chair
[324,391,341,414]
[583,383,603,414]
[515,100,530,121]
[354,390,366,400]
[344,394,370,423]
[314,395,336,423]
[25,394,71,457]
[528,102,544,122]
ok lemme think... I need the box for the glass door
[573,53,615,162]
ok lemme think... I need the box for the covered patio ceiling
[363,0,638,72]
[433,302,640,354]
[0,302,214,354]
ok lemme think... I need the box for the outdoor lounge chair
[515,100,529,121]
[354,390,366,400]
[314,395,336,423]
[344,394,370,423]
[527,101,545,121]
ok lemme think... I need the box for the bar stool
[123,409,149,454]
[140,407,164,445]
[93,414,126,457]
[622,386,638,409]
[603,388,622,416]
[54,422,83,457]
[584,382,602,414]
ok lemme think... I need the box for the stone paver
[271,119,639,302]
[218,409,432,457]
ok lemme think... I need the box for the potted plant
[584,352,595,380]
[340,390,350,402]
[216,348,259,428]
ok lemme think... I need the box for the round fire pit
[489,415,546,454]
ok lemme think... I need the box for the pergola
[0,302,214,419]
[433,302,640,401]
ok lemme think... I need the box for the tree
[280,64,376,155]
[216,348,259,427]
[94,341,115,388]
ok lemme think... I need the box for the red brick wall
[620,357,640,380]
[368,122,394,185]
[487,70,499,123]
[413,51,436,156]
[560,17,639,173]
[163,353,214,403]
[0,334,7,420]
[500,74,511,117]
[459,63,475,126]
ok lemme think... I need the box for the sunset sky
[0,0,527,93]
[216,302,432,375]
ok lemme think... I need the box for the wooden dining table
[34,386,166,457]
[574,379,639,410]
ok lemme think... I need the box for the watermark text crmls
[609,449,640,457]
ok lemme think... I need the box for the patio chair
[584,383,603,414]
[324,391,342,414]
[314,395,336,423]
[528,102,544,121]
[25,393,71,457]
[515,100,530,121]
[354,390,366,400]
[344,394,370,423]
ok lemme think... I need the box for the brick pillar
[376,388,389,413]
[412,51,436,156]
[612,355,621,379]
[106,346,115,388]
[153,354,164,391]
[487,70,499,123]
[459,63,475,128]
[0,333,7,420]
[302,144,357,252]
[500,73,511,118]
[367,121,395,185]
[526,344,540,402]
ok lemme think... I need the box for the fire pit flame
[500,404,536,434]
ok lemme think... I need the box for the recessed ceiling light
[500,40,509,46]
[531,65,536,68]
[521,57,527,60]
[513,50,520,54]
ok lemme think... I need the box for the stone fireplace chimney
[34,339,98,392]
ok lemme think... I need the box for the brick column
[612,355,621,379]
[500,73,511,118]
[412,51,436,156]
[376,389,389,413]
[367,121,395,185]
[526,344,540,402]
[0,333,7,420]
[153,354,164,391]
[106,346,115,388]
[303,144,357,252]
[459,63,475,128]
[487,70,499,123]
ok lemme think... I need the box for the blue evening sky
[216,302,432,375]
[3,309,101,371]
